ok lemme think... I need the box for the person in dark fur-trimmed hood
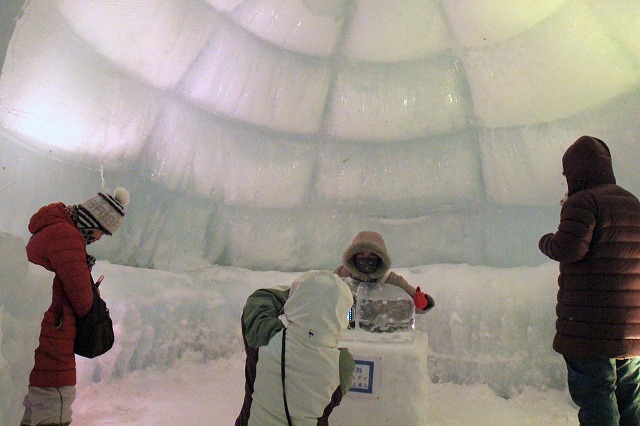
[539,135,640,426]
[334,231,434,313]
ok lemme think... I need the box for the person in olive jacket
[21,188,129,426]
[539,136,640,426]
[235,271,354,426]
[334,231,434,313]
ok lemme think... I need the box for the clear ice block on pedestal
[343,278,415,333]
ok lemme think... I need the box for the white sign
[348,355,381,399]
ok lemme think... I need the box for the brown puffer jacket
[539,136,640,358]
[26,203,94,387]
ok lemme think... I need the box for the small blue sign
[350,359,375,394]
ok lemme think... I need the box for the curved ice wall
[1,0,639,271]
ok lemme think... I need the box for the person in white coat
[235,271,355,426]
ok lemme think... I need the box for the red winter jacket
[26,203,94,387]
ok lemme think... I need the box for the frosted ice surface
[223,135,317,208]
[480,91,640,206]
[462,2,639,127]
[442,0,566,47]
[0,1,155,168]
[177,21,331,133]
[2,0,639,271]
[342,0,453,62]
[585,0,640,62]
[144,101,226,196]
[203,0,244,13]
[316,132,482,215]
[57,0,218,89]
[325,56,470,141]
[230,0,346,57]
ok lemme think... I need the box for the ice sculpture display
[344,278,416,334]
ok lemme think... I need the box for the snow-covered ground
[73,356,578,425]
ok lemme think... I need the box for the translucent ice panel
[342,0,452,62]
[90,181,227,272]
[441,0,566,47]
[418,262,563,397]
[325,55,470,141]
[358,212,485,266]
[480,129,568,206]
[0,232,52,426]
[230,0,346,57]
[220,206,350,271]
[219,205,485,271]
[463,2,639,127]
[0,1,155,170]
[0,135,110,240]
[584,0,640,64]
[146,100,317,207]
[57,0,218,89]
[145,101,226,197]
[223,135,316,208]
[203,0,245,13]
[177,21,331,134]
[481,92,640,206]
[315,133,482,216]
[0,0,22,67]
[480,206,560,267]
[112,191,488,271]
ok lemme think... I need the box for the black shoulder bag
[281,328,293,426]
[74,276,115,358]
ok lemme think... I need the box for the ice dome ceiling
[0,0,639,271]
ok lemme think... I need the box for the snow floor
[73,355,579,425]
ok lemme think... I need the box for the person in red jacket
[539,136,640,426]
[20,188,130,426]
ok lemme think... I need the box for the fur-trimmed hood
[342,231,392,281]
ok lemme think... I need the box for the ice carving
[344,278,415,333]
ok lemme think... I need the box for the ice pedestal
[335,280,429,425]
[334,331,429,425]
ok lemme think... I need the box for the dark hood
[562,135,616,195]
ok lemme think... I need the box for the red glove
[414,286,429,310]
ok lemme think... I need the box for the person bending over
[235,271,355,426]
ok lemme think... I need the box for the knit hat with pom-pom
[78,187,130,235]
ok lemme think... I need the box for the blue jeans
[564,356,640,426]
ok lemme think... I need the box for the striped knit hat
[77,187,130,235]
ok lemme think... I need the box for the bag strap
[281,328,293,426]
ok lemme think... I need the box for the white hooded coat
[248,271,353,426]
